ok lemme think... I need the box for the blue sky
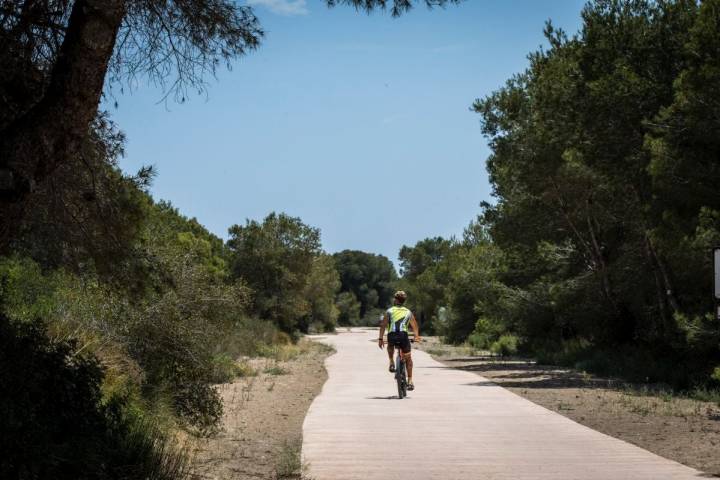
[107,0,586,266]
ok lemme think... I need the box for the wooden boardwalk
[302,328,708,480]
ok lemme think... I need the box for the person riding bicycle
[378,290,421,390]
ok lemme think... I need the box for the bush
[210,353,248,384]
[533,340,714,390]
[274,437,302,479]
[534,338,592,366]
[125,308,223,434]
[467,332,489,350]
[215,317,279,359]
[490,334,519,357]
[0,315,188,480]
[257,342,310,362]
[357,307,386,327]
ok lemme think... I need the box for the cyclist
[378,290,421,390]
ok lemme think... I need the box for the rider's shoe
[407,381,415,391]
[389,363,396,373]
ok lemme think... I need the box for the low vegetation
[274,437,304,479]
[0,188,343,475]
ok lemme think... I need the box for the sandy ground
[416,337,720,477]
[189,340,332,480]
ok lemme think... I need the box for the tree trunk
[645,235,670,335]
[645,233,680,313]
[584,202,622,318]
[548,177,621,317]
[0,0,125,251]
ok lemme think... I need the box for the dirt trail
[190,341,331,480]
[302,328,708,480]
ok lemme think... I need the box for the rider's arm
[410,314,421,342]
[378,313,388,348]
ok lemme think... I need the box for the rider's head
[393,290,407,305]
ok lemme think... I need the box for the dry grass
[190,338,331,480]
[273,437,303,478]
[611,387,720,418]
[264,363,289,376]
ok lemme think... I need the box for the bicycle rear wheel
[396,355,406,399]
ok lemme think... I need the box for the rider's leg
[404,351,414,383]
[387,344,395,371]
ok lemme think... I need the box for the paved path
[302,328,708,480]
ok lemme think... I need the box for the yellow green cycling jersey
[386,306,412,333]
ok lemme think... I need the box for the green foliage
[400,0,720,390]
[256,341,312,363]
[0,198,262,433]
[534,338,592,366]
[273,437,303,479]
[490,334,519,357]
[359,307,386,327]
[712,366,720,384]
[468,317,503,350]
[301,254,341,332]
[228,212,326,333]
[0,255,64,322]
[5,112,155,296]
[399,237,454,279]
[335,291,361,326]
[0,315,188,480]
[216,316,281,360]
[332,250,398,319]
[210,353,247,383]
[465,0,720,387]
[397,237,457,335]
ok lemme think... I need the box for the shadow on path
[422,359,616,390]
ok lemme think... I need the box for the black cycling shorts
[387,331,411,353]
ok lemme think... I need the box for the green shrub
[466,317,504,350]
[210,353,241,383]
[274,437,302,478]
[0,315,188,479]
[688,386,720,405]
[468,332,490,350]
[257,342,310,362]
[490,334,519,357]
[235,360,258,377]
[534,338,591,365]
[534,340,711,390]
[125,308,223,434]
[216,317,279,359]
[308,321,332,334]
[0,255,65,323]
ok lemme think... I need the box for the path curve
[302,328,707,480]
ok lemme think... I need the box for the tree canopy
[228,212,340,333]
[332,250,398,322]
[401,0,720,387]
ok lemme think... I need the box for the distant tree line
[333,250,398,325]
[400,0,720,389]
